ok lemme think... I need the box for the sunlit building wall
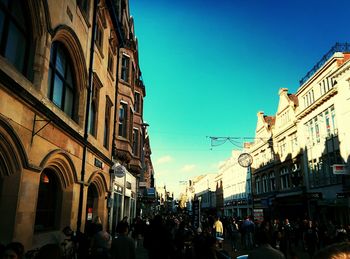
[221,150,249,218]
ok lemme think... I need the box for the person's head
[313,242,350,259]
[2,242,24,259]
[117,222,129,235]
[62,226,73,237]
[255,229,269,246]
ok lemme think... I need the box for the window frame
[118,102,128,138]
[0,0,34,79]
[48,42,76,119]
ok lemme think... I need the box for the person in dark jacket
[248,228,286,259]
[111,223,136,259]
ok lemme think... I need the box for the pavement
[135,240,148,259]
[135,237,312,259]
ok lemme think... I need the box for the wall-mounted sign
[332,164,349,175]
[94,158,103,169]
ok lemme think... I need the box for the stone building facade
[0,0,149,249]
[249,43,350,224]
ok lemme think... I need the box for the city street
[134,237,312,259]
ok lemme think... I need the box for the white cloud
[157,155,173,165]
[181,164,196,172]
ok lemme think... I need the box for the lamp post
[238,153,254,218]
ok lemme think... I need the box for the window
[88,82,100,137]
[95,21,103,52]
[262,175,268,193]
[132,65,136,86]
[121,55,130,82]
[48,42,76,118]
[77,0,90,19]
[291,133,298,153]
[255,177,261,194]
[107,48,114,75]
[280,167,290,190]
[331,106,337,135]
[0,0,33,79]
[269,172,276,191]
[132,128,139,156]
[279,138,286,156]
[104,96,113,148]
[35,170,60,232]
[134,92,140,113]
[315,117,320,143]
[118,102,128,138]
[325,110,331,137]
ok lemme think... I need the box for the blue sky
[129,0,350,197]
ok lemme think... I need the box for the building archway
[85,171,109,233]
[0,116,29,243]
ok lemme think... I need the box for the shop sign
[254,209,264,223]
[192,200,200,230]
[87,208,93,220]
[332,164,349,175]
[337,193,350,199]
[307,192,323,200]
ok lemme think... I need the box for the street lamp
[238,152,254,218]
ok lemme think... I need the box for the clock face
[238,153,253,168]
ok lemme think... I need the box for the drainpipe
[77,0,98,232]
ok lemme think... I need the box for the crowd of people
[1,213,350,259]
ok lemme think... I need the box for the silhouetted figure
[111,223,136,259]
[143,215,174,259]
[313,241,350,259]
[248,229,286,259]
[36,243,62,259]
[2,242,24,259]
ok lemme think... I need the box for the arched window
[0,0,34,79]
[48,42,76,118]
[35,170,60,232]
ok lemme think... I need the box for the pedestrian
[227,217,240,252]
[303,220,319,258]
[248,229,286,259]
[313,241,350,259]
[90,217,112,259]
[36,243,62,259]
[117,216,129,235]
[213,216,224,238]
[111,222,136,259]
[280,218,294,257]
[2,242,24,259]
[143,214,174,259]
[241,216,255,250]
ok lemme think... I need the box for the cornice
[296,87,337,120]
